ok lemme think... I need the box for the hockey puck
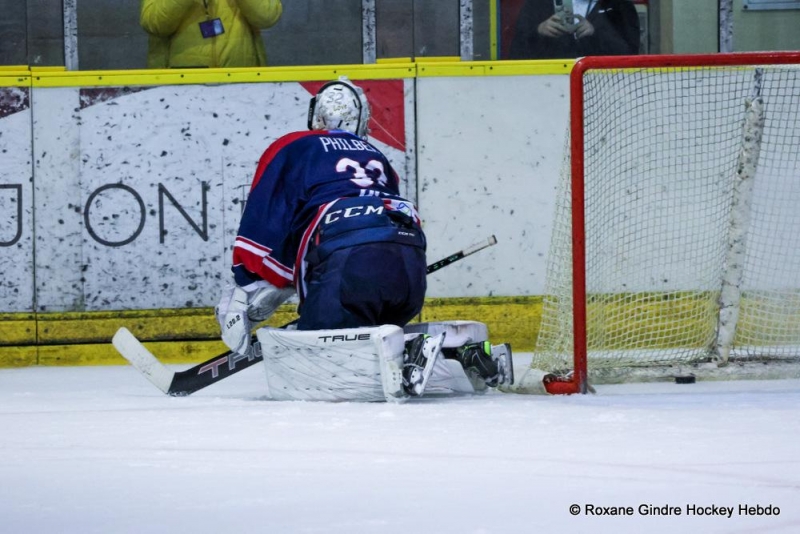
[674,375,696,384]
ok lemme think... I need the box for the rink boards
[1,62,569,366]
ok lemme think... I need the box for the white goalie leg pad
[403,321,488,348]
[404,321,489,395]
[255,325,406,402]
[424,358,478,395]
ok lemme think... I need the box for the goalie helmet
[307,76,371,139]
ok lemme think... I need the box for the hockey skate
[403,332,446,396]
[451,341,514,388]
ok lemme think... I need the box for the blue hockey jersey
[232,129,425,301]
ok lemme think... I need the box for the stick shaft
[426,235,497,274]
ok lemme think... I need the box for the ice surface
[1,354,799,534]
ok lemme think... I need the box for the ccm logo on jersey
[318,333,372,342]
[323,204,383,225]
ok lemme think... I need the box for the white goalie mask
[307,76,371,139]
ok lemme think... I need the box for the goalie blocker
[257,320,513,402]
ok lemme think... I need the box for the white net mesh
[531,59,800,383]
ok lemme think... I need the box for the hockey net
[523,52,800,393]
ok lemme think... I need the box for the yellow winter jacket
[141,0,282,68]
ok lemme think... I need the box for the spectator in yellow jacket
[141,0,283,68]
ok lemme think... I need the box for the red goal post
[535,52,800,394]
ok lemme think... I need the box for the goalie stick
[113,235,498,396]
[426,235,496,274]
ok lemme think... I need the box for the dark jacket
[509,0,640,59]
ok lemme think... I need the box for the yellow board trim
[0,73,29,86]
[417,59,574,77]
[29,66,67,72]
[0,314,37,344]
[0,297,542,367]
[36,340,228,367]
[22,59,575,89]
[0,346,38,368]
[30,64,418,88]
[377,57,413,64]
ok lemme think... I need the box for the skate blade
[417,332,447,396]
[492,343,514,386]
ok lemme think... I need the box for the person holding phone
[509,0,640,59]
[140,0,282,68]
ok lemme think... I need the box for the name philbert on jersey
[319,136,379,153]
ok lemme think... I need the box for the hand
[247,284,295,322]
[537,14,573,38]
[216,285,252,354]
[573,14,595,39]
[215,281,294,354]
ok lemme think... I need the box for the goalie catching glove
[215,281,295,354]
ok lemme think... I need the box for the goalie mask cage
[528,52,800,394]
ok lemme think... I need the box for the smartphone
[553,0,575,30]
